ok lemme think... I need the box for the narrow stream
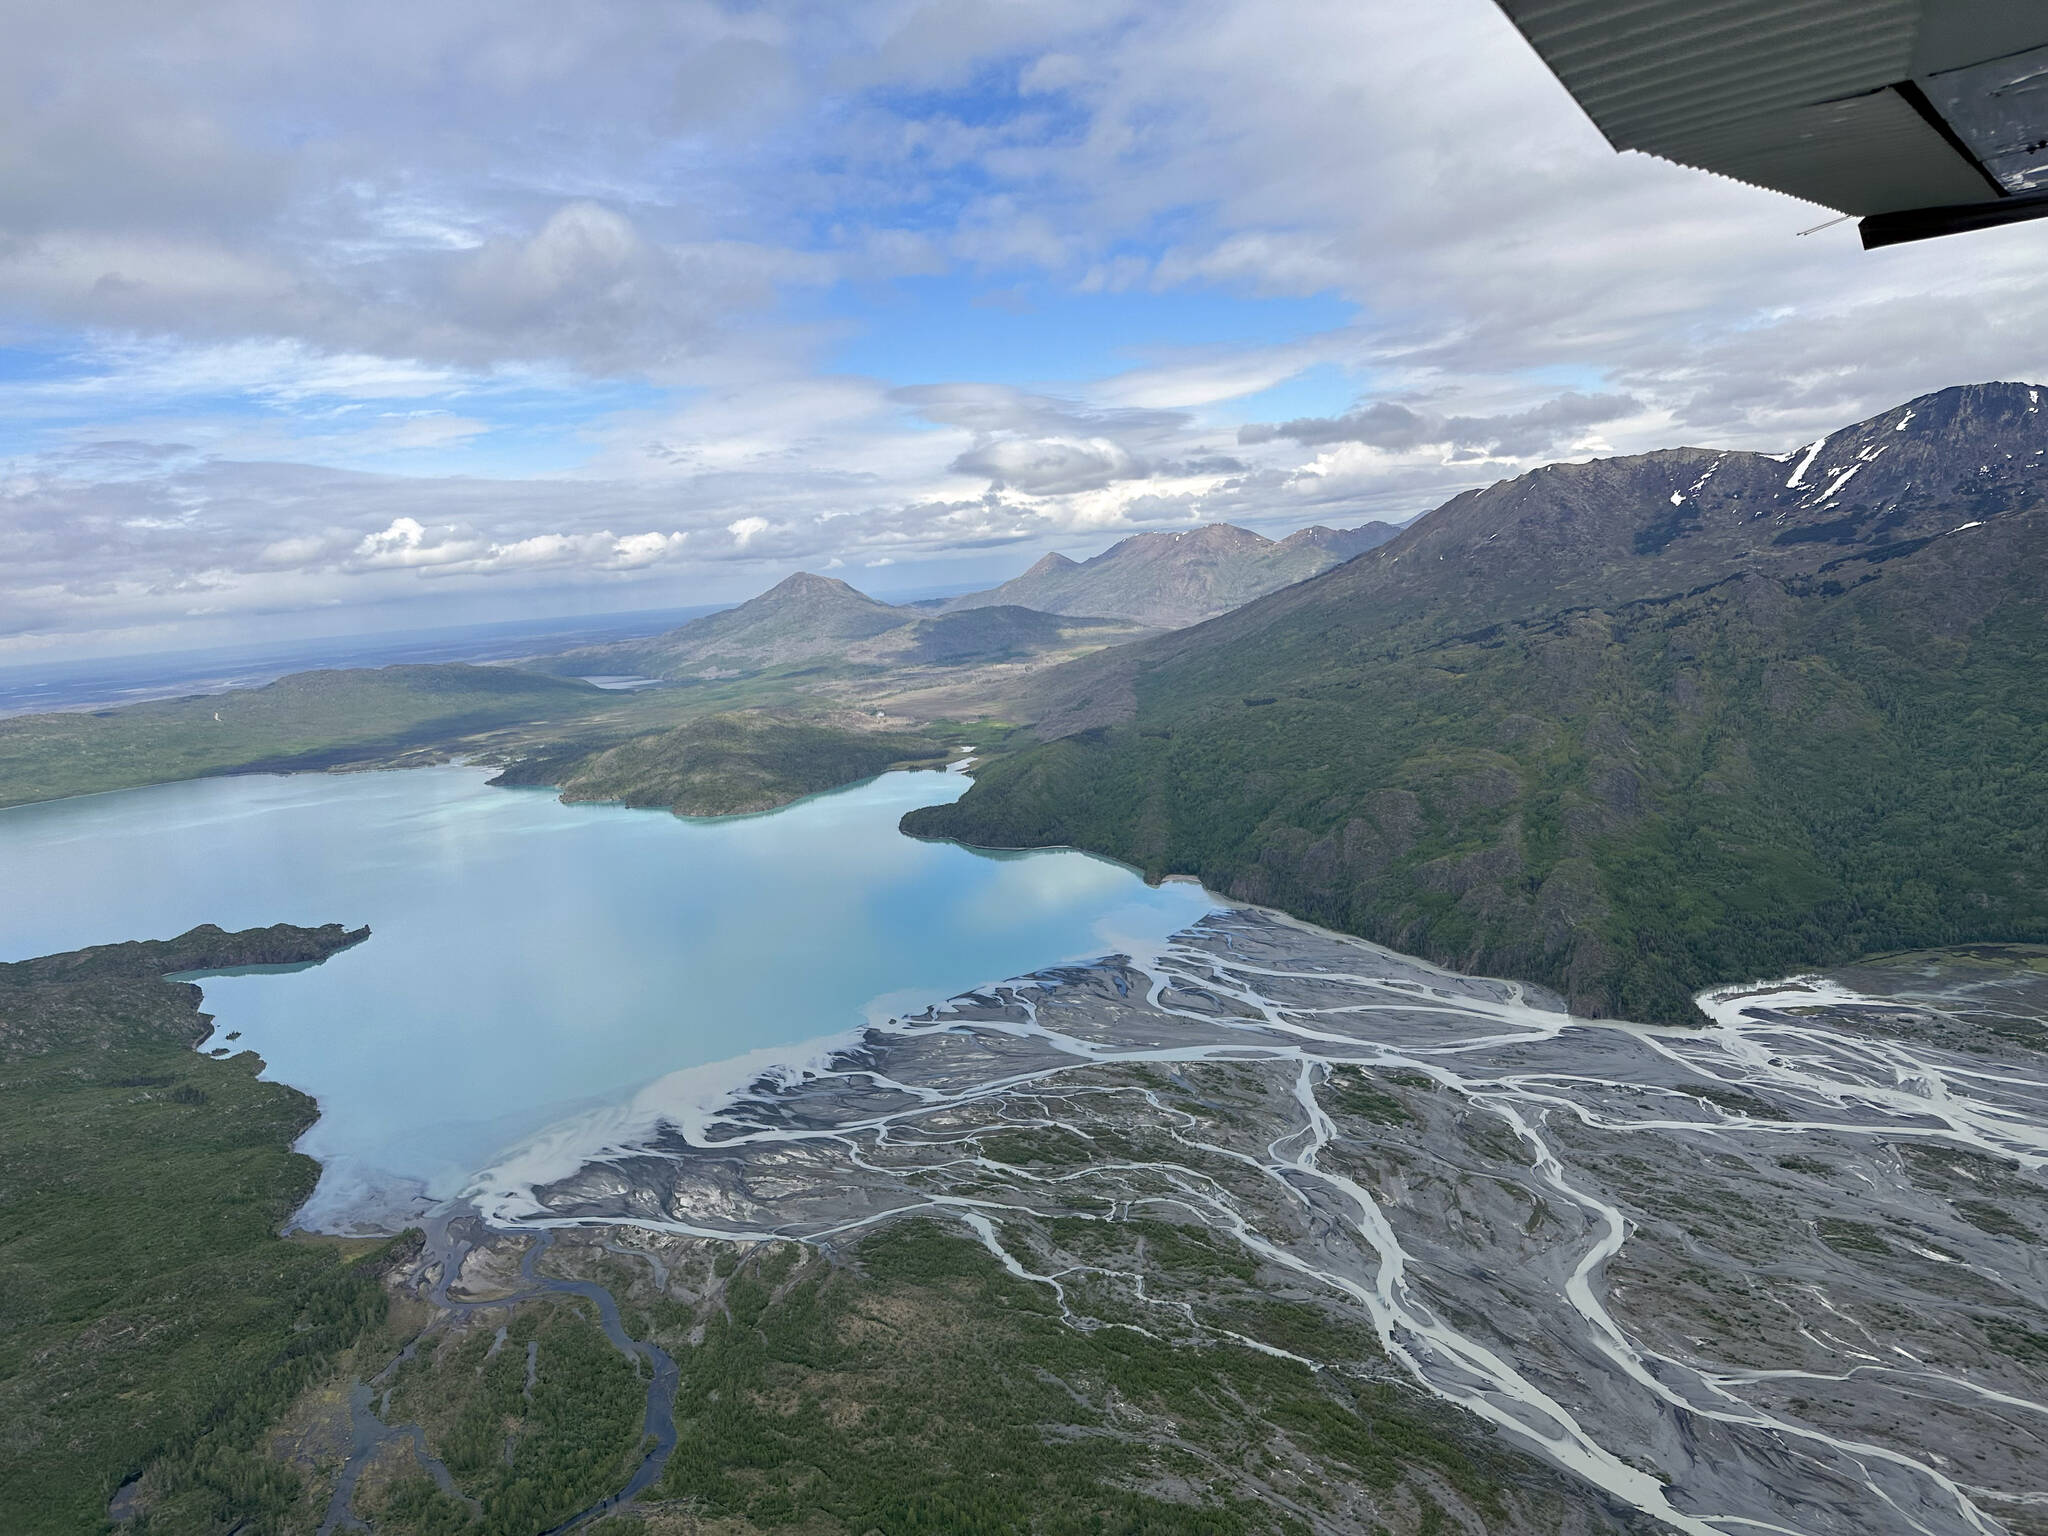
[317,1227,678,1535]
[519,1235,680,1534]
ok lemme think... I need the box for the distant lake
[0,765,1218,1230]
[0,604,725,716]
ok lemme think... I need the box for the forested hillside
[0,666,607,808]
[907,385,2048,1022]
[0,924,395,1533]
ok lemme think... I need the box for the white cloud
[950,435,1143,495]
[344,517,691,576]
[355,516,439,563]
[7,0,2048,656]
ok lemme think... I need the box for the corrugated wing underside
[1495,0,2048,238]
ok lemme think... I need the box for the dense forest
[0,924,399,1535]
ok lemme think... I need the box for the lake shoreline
[10,780,2045,1533]
[0,760,1217,1232]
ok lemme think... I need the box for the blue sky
[3,0,2046,659]
[825,277,1359,396]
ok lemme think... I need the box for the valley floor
[463,912,2048,1536]
[22,914,2048,1534]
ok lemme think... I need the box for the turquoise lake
[0,765,1217,1230]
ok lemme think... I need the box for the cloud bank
[3,0,2046,656]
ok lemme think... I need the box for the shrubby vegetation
[0,924,395,1534]
[0,666,608,807]
[647,1220,1513,1534]
[912,514,2048,1022]
[491,712,953,817]
[358,1218,1552,1535]
[371,1301,646,1535]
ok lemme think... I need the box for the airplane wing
[1493,0,2048,247]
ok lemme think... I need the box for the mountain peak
[563,568,911,680]
[1023,552,1081,577]
[1277,522,1403,561]
[923,379,2048,1027]
[1205,381,2048,654]
[756,570,881,606]
[1903,379,2042,411]
[1178,522,1273,551]
[1078,523,1271,572]
[943,520,1363,628]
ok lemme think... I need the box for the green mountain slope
[845,604,1143,666]
[907,384,2048,1022]
[0,665,606,808]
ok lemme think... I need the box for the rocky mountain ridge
[907,383,2048,1022]
[942,518,1402,628]
[542,514,1402,682]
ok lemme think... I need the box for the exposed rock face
[1274,380,2048,635]
[908,384,2048,1022]
[943,518,1399,628]
[1276,520,1403,562]
[539,519,1407,685]
[843,604,1140,667]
